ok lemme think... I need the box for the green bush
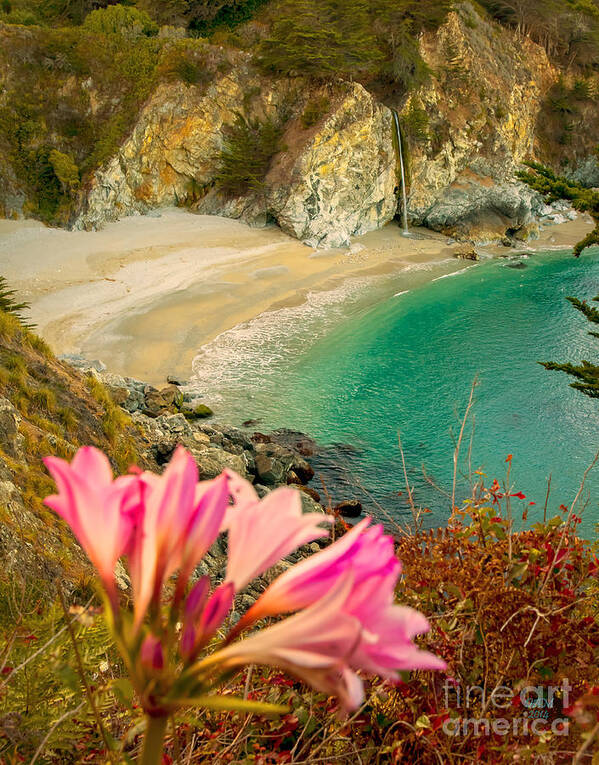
[158,40,211,85]
[215,112,285,196]
[49,149,80,192]
[139,0,269,32]
[401,103,430,143]
[82,4,158,38]
[300,96,331,128]
[0,6,37,24]
[0,278,31,327]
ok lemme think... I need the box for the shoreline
[0,209,593,386]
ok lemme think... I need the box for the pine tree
[0,277,32,327]
[517,161,599,256]
[519,161,599,397]
[541,297,599,397]
[215,112,284,196]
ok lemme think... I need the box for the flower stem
[141,715,168,765]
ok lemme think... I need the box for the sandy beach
[0,209,593,384]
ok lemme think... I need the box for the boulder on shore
[455,246,480,261]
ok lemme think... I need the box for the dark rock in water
[299,485,321,503]
[242,419,261,428]
[334,500,363,518]
[287,470,302,485]
[166,374,186,386]
[506,261,527,269]
[269,428,318,457]
[289,455,314,484]
[251,432,272,444]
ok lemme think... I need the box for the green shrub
[401,103,430,143]
[0,278,32,328]
[82,4,158,38]
[300,96,330,129]
[1,7,37,24]
[158,40,211,85]
[49,149,80,192]
[139,0,269,33]
[31,386,57,412]
[215,112,285,196]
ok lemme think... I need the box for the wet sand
[0,209,593,384]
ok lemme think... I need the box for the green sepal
[174,694,289,716]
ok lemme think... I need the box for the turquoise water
[193,249,599,535]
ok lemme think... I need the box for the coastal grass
[0,310,146,597]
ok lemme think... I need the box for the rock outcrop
[63,358,333,521]
[74,67,397,248]
[30,1,592,246]
[400,4,557,242]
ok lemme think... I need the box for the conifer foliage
[215,112,285,196]
[541,296,599,398]
[258,0,451,86]
[0,277,32,328]
[518,161,599,397]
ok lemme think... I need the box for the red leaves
[431,710,450,731]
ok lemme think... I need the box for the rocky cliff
[5,2,598,245]
[74,63,396,248]
[401,5,558,241]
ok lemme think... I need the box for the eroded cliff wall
[4,2,597,245]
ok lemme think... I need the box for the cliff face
[402,5,558,241]
[74,65,397,248]
[5,2,596,245]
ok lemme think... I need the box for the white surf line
[431,264,479,281]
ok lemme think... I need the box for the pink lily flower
[44,447,139,602]
[176,474,230,597]
[234,518,446,679]
[238,518,395,623]
[343,567,446,676]
[223,473,331,592]
[203,573,365,711]
[181,581,234,661]
[140,634,165,671]
[129,448,228,629]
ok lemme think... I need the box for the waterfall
[391,109,410,236]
